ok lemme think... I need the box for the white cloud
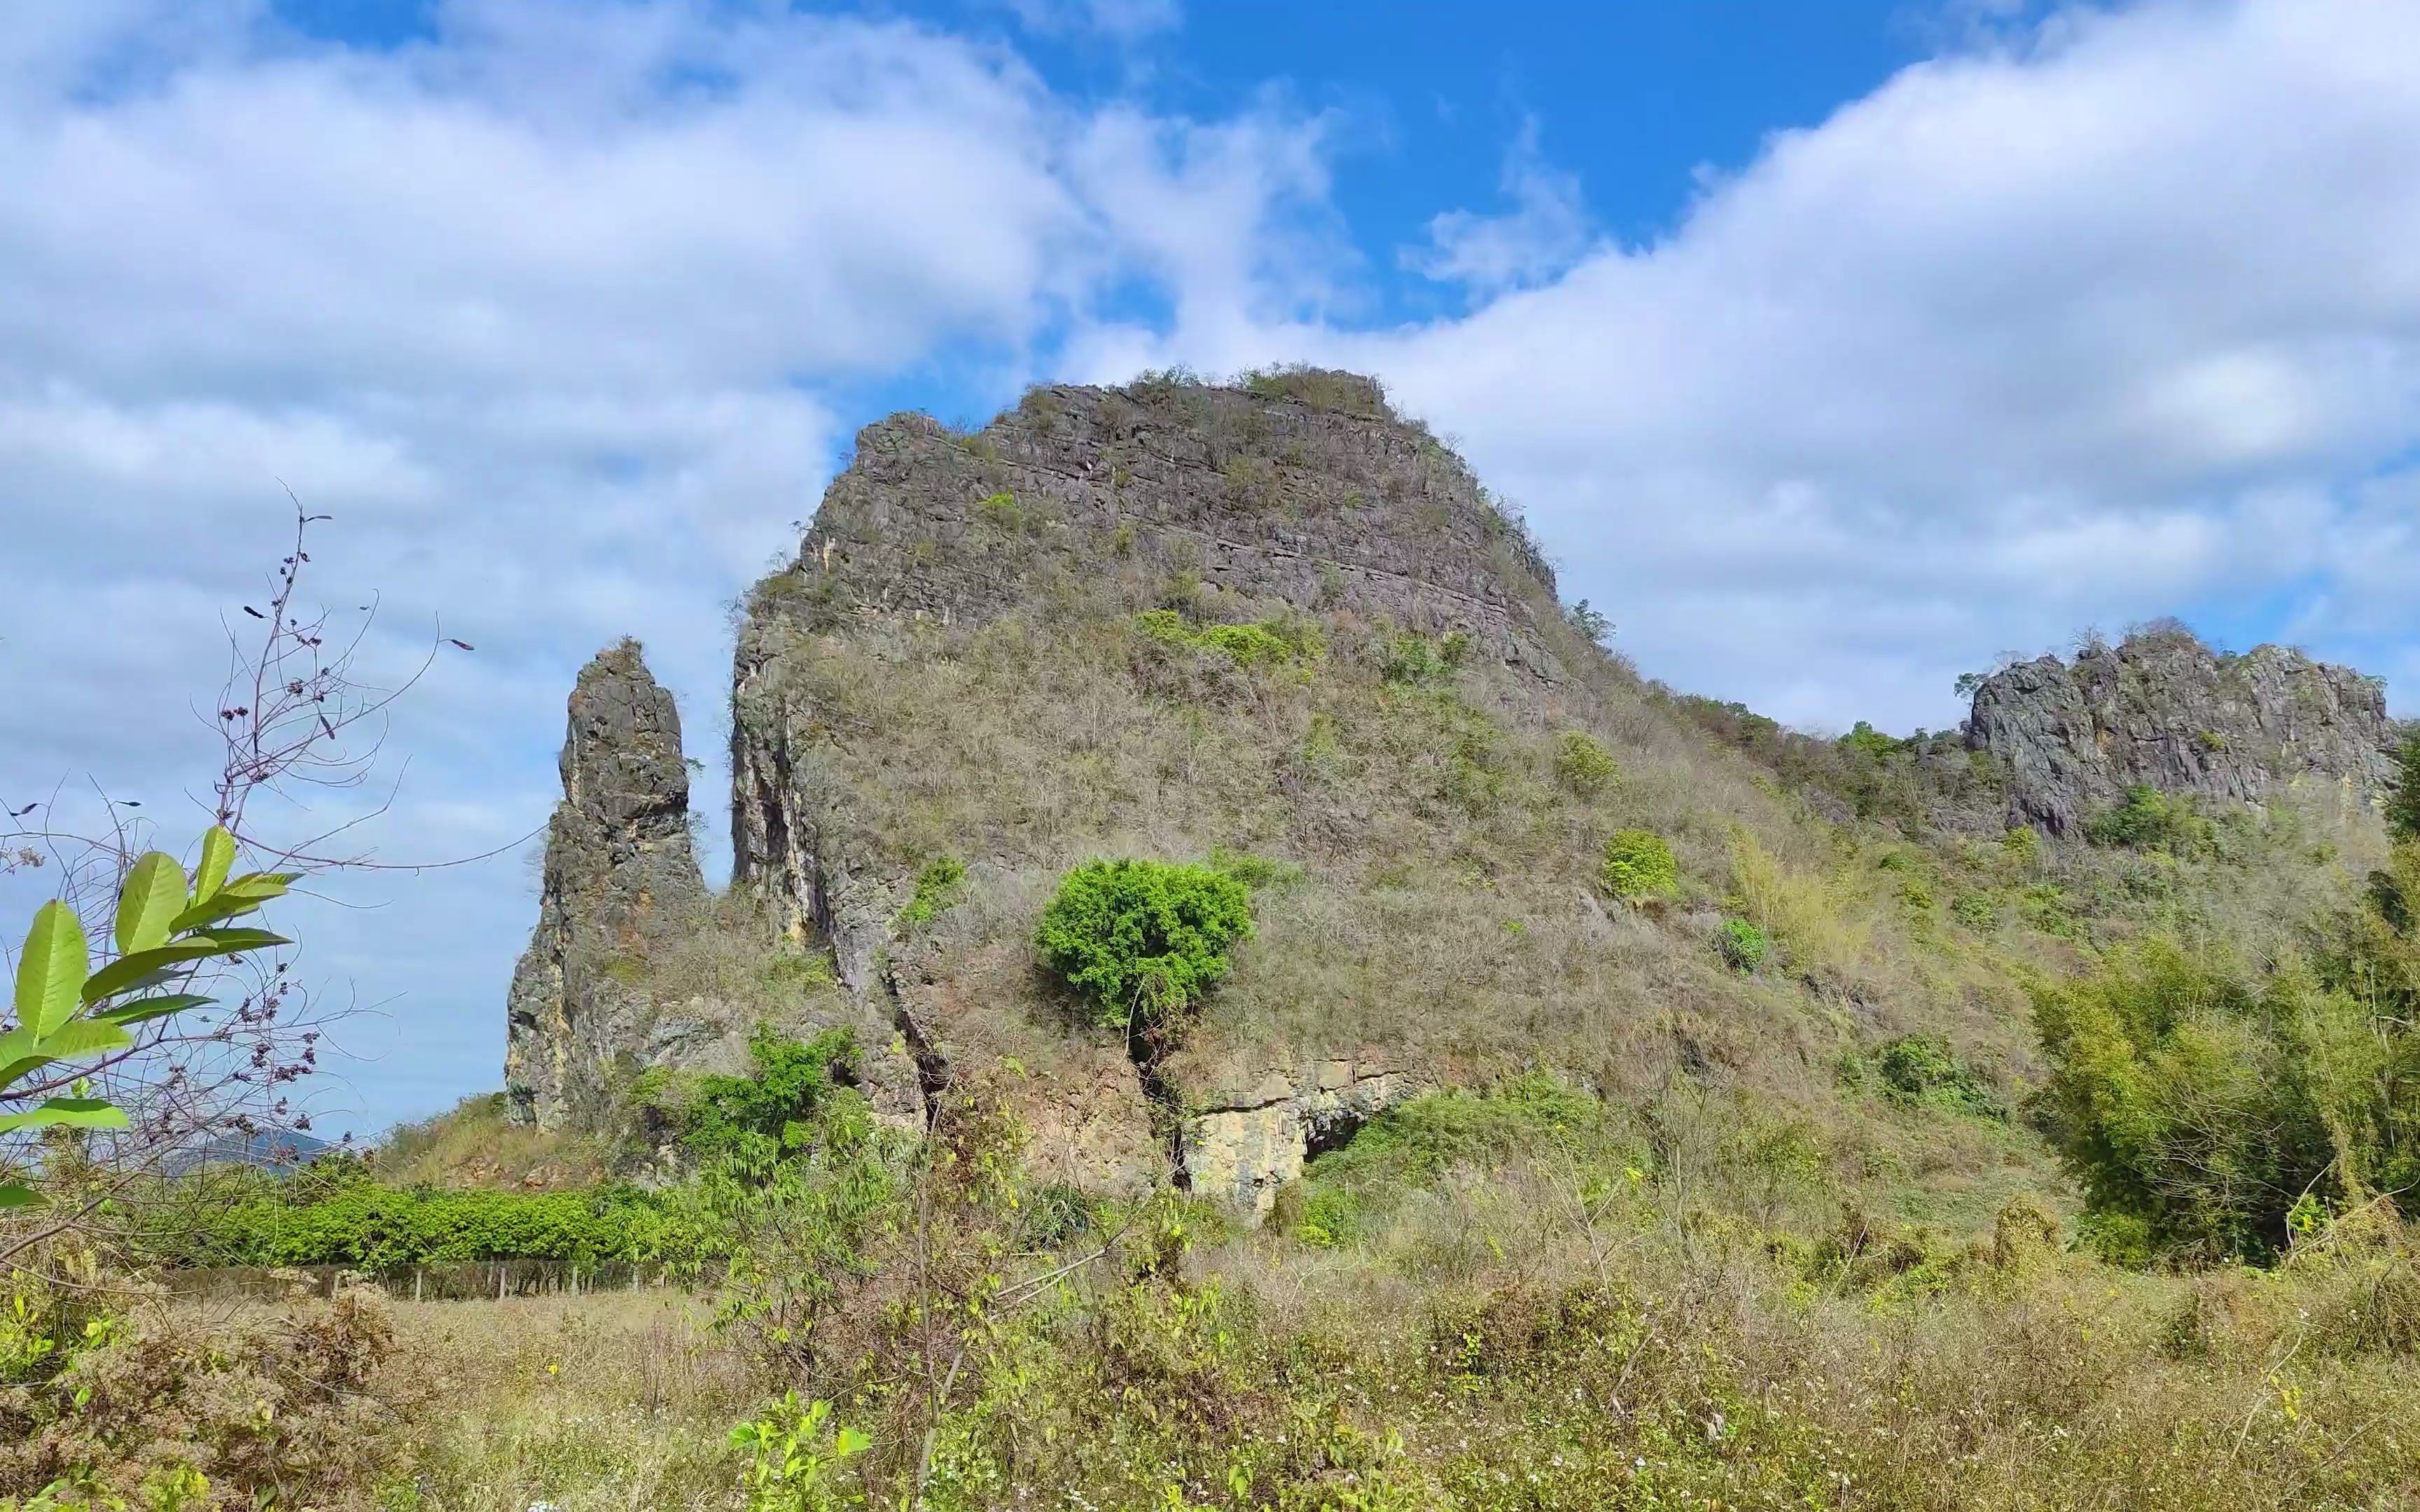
[1405,118,1594,296]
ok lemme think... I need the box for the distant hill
[167,1128,331,1175]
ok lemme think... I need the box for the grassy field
[305,1130,2420,1512]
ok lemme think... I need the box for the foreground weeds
[198,1157,2420,1512]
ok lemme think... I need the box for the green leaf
[196,927,290,953]
[0,1183,43,1210]
[193,826,237,904]
[115,851,190,956]
[0,1096,130,1135]
[15,902,89,1037]
[0,1016,135,1089]
[166,890,269,935]
[221,871,299,898]
[79,939,227,1004]
[93,992,213,1028]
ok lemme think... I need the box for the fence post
[571,1264,580,1298]
[496,1262,506,1302]
[414,1268,424,1305]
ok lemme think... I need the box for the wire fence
[162,1258,678,1303]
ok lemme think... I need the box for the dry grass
[374,1292,758,1512]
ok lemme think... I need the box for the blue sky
[6,0,2420,1135]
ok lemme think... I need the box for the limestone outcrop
[504,641,709,1129]
[1966,628,2398,836]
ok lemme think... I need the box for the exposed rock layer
[1967,631,2397,835]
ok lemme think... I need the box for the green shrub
[975,490,1025,533]
[2387,734,2420,843]
[1951,892,1998,930]
[2082,785,2213,853]
[1600,830,1679,902]
[678,1027,861,1166]
[1206,846,1304,892]
[2031,940,2365,1264]
[897,856,968,928]
[1135,609,1319,668]
[1379,631,1471,687]
[1035,860,1255,1033]
[1716,919,1769,972]
[1553,732,1619,796]
[1838,720,1899,760]
[2001,824,2040,864]
[1868,1034,2003,1120]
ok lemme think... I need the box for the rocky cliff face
[1967,629,2397,836]
[503,641,710,1130]
[723,372,1584,1198]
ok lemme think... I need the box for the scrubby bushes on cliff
[1554,731,1619,795]
[1035,860,1253,1034]
[1600,830,1679,902]
[1134,608,1321,668]
[2082,783,2215,853]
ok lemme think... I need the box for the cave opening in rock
[1302,1110,1368,1163]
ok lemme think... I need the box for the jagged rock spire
[504,639,706,1129]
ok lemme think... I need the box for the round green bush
[1716,918,1769,972]
[1036,859,1254,1032]
[1600,830,1679,902]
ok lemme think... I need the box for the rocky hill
[1967,627,2397,836]
[501,368,2400,1218]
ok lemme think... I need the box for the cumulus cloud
[1405,118,1595,296]
[1338,0,2420,728]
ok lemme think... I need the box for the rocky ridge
[1966,628,2398,836]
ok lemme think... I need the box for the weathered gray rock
[1968,629,2397,835]
[504,640,709,1129]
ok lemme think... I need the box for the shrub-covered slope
[690,370,2379,1219]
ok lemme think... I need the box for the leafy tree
[2385,733,2420,843]
[2081,785,2211,853]
[2029,939,2389,1264]
[678,1027,860,1167]
[1035,860,1253,1034]
[1565,600,1615,647]
[1837,721,1898,760]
